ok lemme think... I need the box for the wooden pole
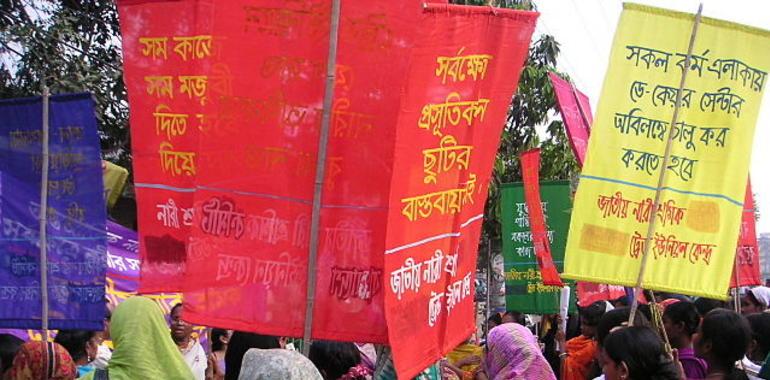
[39,85,51,332]
[302,0,341,356]
[628,4,703,325]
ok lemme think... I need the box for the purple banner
[0,93,107,330]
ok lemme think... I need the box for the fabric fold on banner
[563,3,770,299]
[521,149,563,287]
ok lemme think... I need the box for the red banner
[382,6,537,376]
[118,3,536,373]
[576,282,626,307]
[117,0,210,292]
[548,72,592,166]
[520,149,563,287]
[731,178,761,287]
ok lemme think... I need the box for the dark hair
[580,301,607,326]
[698,309,751,379]
[663,301,700,336]
[694,297,725,316]
[0,334,24,374]
[309,341,362,380]
[170,302,183,315]
[613,296,630,307]
[54,330,97,362]
[224,332,280,380]
[745,291,764,309]
[503,310,526,326]
[488,313,502,325]
[596,307,650,347]
[211,328,228,353]
[746,313,770,360]
[603,326,680,380]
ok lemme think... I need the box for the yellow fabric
[563,3,770,299]
[80,296,193,380]
[446,343,483,372]
[102,161,128,208]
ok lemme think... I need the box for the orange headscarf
[562,335,597,380]
[6,341,77,380]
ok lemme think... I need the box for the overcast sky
[535,0,770,233]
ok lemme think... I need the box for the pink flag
[548,72,592,166]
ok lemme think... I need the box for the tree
[0,1,129,167]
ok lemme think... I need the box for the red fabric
[730,178,761,287]
[117,0,207,293]
[118,3,537,370]
[382,5,537,378]
[548,72,592,167]
[520,149,563,287]
[576,282,626,307]
[7,341,77,380]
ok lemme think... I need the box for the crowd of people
[0,287,769,379]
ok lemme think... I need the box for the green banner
[501,181,575,314]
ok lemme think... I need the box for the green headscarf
[79,296,193,380]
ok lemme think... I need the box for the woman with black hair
[741,287,770,315]
[663,301,707,379]
[309,341,371,380]
[600,326,680,380]
[694,308,751,380]
[54,330,101,377]
[557,300,607,380]
[742,313,770,380]
[224,332,280,380]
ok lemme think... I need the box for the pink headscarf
[485,323,556,380]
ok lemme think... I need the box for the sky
[535,0,770,233]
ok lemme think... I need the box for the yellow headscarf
[79,296,193,380]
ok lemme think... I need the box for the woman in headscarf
[480,323,556,380]
[223,332,280,380]
[742,286,770,315]
[557,301,607,380]
[237,348,322,380]
[309,341,372,380]
[79,296,193,380]
[6,341,77,380]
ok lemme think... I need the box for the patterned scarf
[7,341,77,380]
[485,323,556,380]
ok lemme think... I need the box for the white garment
[749,286,770,308]
[90,343,112,370]
[741,356,762,380]
[180,339,207,380]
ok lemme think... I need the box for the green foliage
[477,3,582,267]
[0,1,129,167]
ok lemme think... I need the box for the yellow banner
[103,160,129,208]
[563,3,770,299]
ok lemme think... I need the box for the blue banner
[0,93,106,330]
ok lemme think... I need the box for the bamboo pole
[302,0,342,356]
[39,86,51,332]
[628,4,703,325]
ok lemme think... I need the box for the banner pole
[486,236,492,337]
[302,0,341,356]
[628,4,703,326]
[733,250,742,313]
[39,85,51,332]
